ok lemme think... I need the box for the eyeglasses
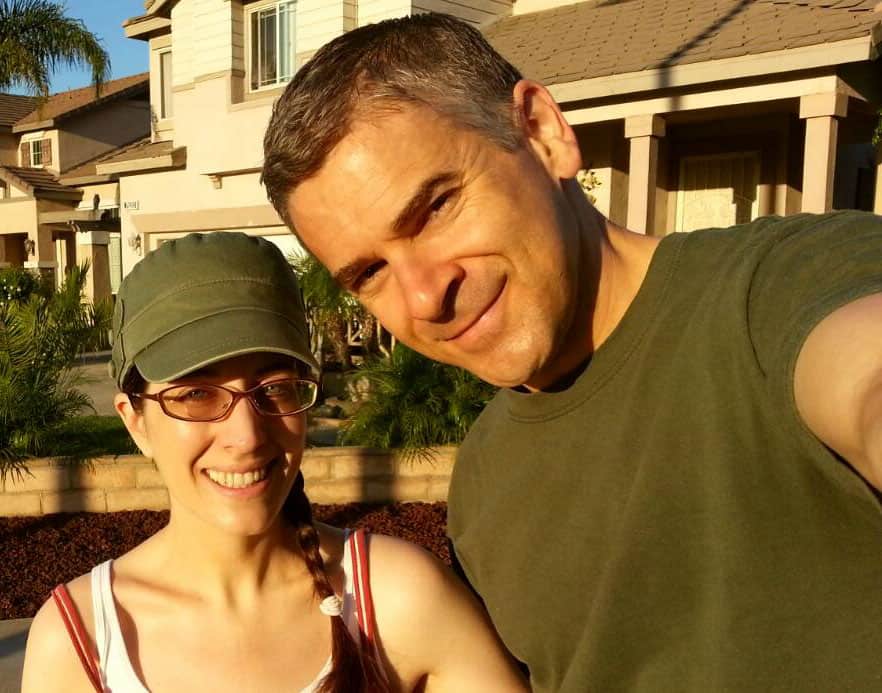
[131,377,319,422]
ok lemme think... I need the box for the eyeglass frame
[129,377,320,422]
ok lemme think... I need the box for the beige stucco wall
[118,165,304,275]
[58,99,151,173]
[0,198,37,236]
[75,182,120,213]
[0,132,18,167]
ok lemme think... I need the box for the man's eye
[429,190,455,216]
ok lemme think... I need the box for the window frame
[247,0,297,93]
[159,49,174,119]
[30,140,43,167]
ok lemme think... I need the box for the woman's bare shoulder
[21,571,96,693]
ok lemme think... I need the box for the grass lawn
[44,415,138,459]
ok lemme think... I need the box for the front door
[675,152,760,232]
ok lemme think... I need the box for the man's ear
[114,393,153,459]
[513,79,582,179]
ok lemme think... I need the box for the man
[262,13,882,691]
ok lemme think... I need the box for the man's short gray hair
[261,13,523,229]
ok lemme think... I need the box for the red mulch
[0,502,448,620]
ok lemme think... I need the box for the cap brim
[133,309,320,383]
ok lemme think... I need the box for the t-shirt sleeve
[747,211,882,443]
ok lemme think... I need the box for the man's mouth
[444,280,506,344]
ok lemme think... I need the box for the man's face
[288,104,583,388]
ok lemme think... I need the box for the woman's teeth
[207,467,269,489]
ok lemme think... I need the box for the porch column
[799,92,848,213]
[75,230,111,303]
[625,114,665,234]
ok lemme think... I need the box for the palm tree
[0,262,108,479]
[0,0,109,96]
[290,252,366,370]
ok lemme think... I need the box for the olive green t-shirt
[448,211,882,692]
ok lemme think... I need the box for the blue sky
[45,0,148,93]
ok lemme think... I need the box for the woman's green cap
[110,233,319,388]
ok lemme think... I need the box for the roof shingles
[485,0,882,84]
[0,94,38,130]
[13,73,148,131]
[3,166,76,194]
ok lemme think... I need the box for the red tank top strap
[51,584,103,693]
[347,528,378,646]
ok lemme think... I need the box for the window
[159,50,174,119]
[21,139,51,167]
[250,1,296,90]
[30,140,43,166]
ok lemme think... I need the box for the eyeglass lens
[160,379,317,420]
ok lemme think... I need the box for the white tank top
[89,535,366,693]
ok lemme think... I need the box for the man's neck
[524,185,661,392]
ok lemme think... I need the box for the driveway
[73,351,116,417]
[0,619,30,693]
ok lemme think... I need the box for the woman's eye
[261,382,294,398]
[356,262,385,290]
[174,388,212,402]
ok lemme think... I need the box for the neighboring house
[110,0,881,281]
[0,74,151,301]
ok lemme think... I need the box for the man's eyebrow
[331,171,458,289]
[391,171,458,235]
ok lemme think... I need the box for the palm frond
[0,0,110,95]
[341,345,497,462]
[0,264,104,475]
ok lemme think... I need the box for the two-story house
[0,74,151,301]
[107,0,880,280]
[104,0,511,277]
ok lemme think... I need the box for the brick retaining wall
[0,447,455,517]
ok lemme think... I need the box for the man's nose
[396,257,464,322]
[218,394,268,452]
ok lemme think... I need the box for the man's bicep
[794,292,882,489]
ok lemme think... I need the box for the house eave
[123,15,172,40]
[549,34,877,105]
[58,173,116,186]
[95,146,187,176]
[13,119,54,134]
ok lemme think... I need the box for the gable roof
[0,166,81,199]
[13,73,149,134]
[484,0,882,87]
[0,94,39,131]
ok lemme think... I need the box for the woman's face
[115,352,309,537]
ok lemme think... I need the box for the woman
[21,233,526,692]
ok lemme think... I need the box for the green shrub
[0,264,109,478]
[341,344,497,462]
[0,266,50,309]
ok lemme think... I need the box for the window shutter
[41,139,51,165]
[20,142,29,166]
